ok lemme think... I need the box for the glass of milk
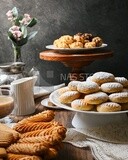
[0,89,14,123]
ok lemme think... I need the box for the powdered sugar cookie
[115,77,128,87]
[122,88,128,92]
[109,92,128,103]
[57,86,70,95]
[86,76,93,82]
[91,71,115,85]
[59,91,81,103]
[71,99,94,111]
[101,82,123,93]
[68,81,80,91]
[84,91,108,105]
[77,81,100,94]
[97,102,121,112]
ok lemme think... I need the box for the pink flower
[6,10,13,21]
[20,14,32,25]
[10,25,20,31]
[11,30,23,41]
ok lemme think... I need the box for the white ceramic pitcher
[11,76,37,116]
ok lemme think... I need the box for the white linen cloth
[64,123,128,160]
[34,83,65,98]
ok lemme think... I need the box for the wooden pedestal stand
[40,49,113,81]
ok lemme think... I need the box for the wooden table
[9,95,94,160]
[35,97,95,160]
[11,96,94,160]
[40,49,113,81]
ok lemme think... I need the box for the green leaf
[12,7,18,17]
[14,16,23,26]
[8,31,17,42]
[17,37,28,46]
[27,18,37,27]
[27,31,38,40]
[21,26,27,38]
[8,31,28,46]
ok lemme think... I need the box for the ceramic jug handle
[0,85,10,89]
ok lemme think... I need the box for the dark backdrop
[0,0,128,85]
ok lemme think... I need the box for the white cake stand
[71,112,128,129]
[50,90,128,129]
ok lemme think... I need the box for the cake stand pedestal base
[72,112,128,129]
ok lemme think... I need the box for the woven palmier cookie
[91,71,115,85]
[84,91,108,105]
[109,92,128,103]
[97,102,121,112]
[115,77,128,87]
[101,82,123,93]
[59,91,81,103]
[18,110,55,124]
[68,81,80,91]
[20,125,66,139]
[77,81,100,94]
[7,153,42,160]
[6,143,47,155]
[71,99,94,111]
[18,134,62,146]
[13,121,59,133]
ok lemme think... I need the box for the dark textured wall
[0,0,128,85]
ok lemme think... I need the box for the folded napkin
[34,83,65,98]
[64,123,128,160]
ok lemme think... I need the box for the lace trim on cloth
[64,123,128,160]
[76,123,128,144]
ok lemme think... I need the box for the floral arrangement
[6,7,37,62]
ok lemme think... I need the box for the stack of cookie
[0,110,67,160]
[58,71,128,112]
[0,123,20,159]
[53,33,103,49]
